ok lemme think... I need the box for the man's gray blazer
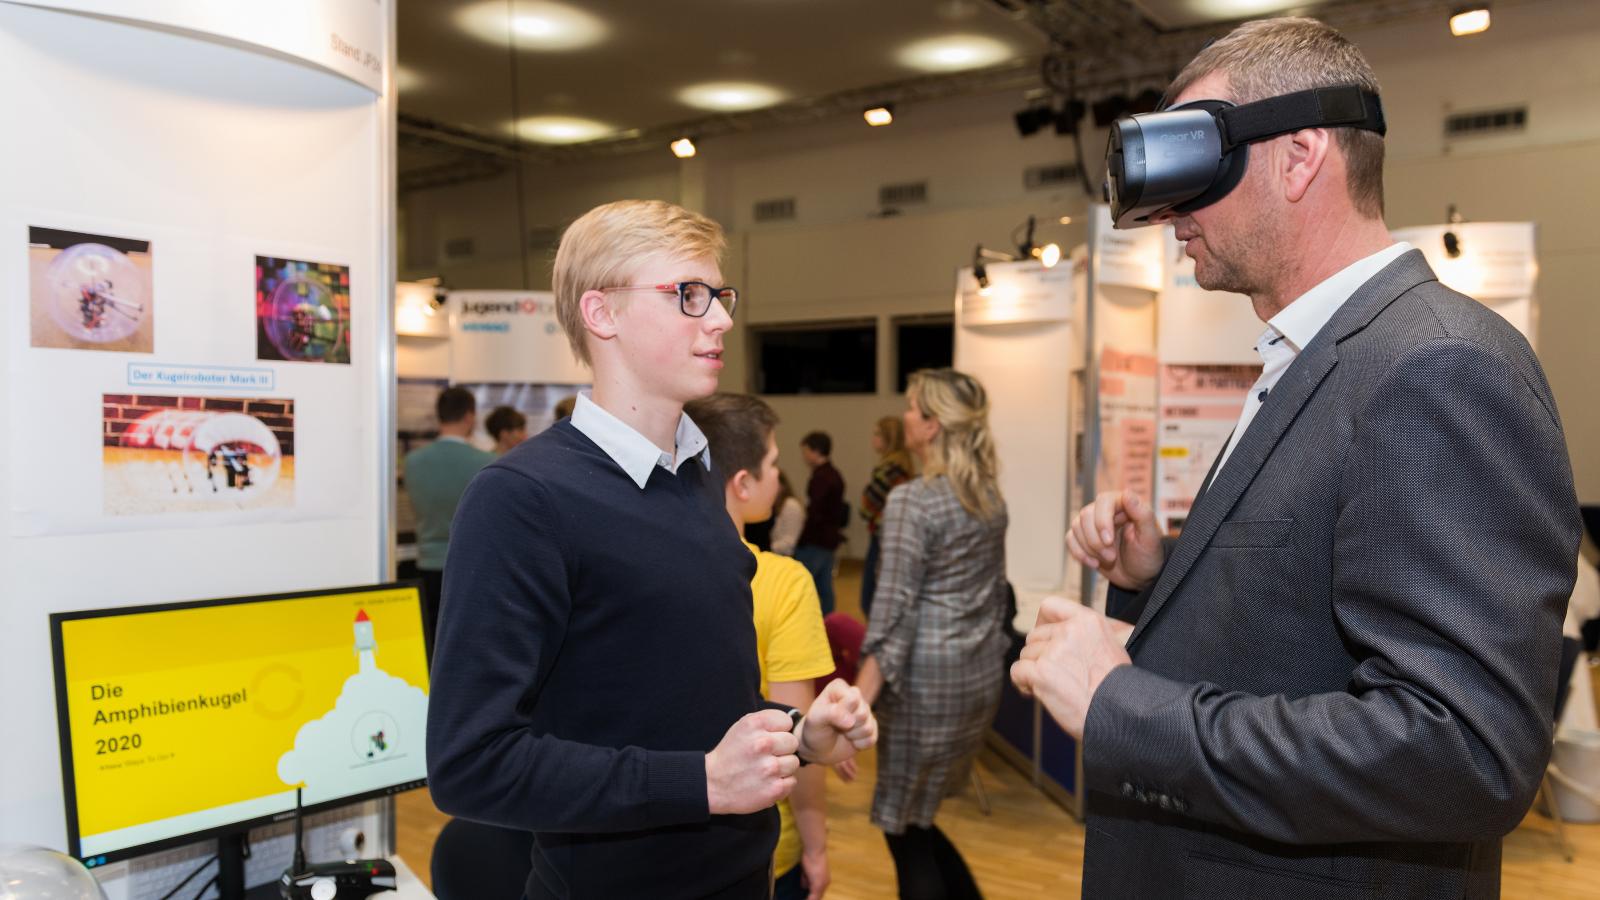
[1087,249,1580,899]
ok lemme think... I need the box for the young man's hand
[705,710,799,815]
[801,847,830,900]
[795,679,877,766]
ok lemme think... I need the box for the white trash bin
[1550,727,1600,823]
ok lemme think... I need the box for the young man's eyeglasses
[602,281,738,318]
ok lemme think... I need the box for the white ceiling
[394,0,1401,174]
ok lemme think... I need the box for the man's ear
[730,468,755,502]
[1281,127,1331,204]
[579,289,619,342]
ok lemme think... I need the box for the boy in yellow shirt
[686,393,837,900]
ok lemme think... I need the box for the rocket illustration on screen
[354,609,376,673]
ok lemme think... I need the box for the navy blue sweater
[425,421,774,898]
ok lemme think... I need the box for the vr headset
[1104,84,1386,229]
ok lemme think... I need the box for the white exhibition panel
[0,1,394,888]
[12,0,384,92]
[954,261,1077,624]
[1157,230,1261,365]
[1391,222,1537,347]
[448,290,590,385]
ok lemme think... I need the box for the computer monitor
[50,582,429,876]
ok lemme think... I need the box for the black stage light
[1091,94,1129,128]
[1014,105,1053,137]
[1128,88,1164,115]
[1053,99,1086,135]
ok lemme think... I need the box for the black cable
[505,0,531,290]
[155,855,217,900]
[191,874,219,900]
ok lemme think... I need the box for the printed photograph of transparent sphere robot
[29,226,153,353]
[102,394,295,515]
[256,256,350,364]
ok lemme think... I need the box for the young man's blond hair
[552,199,727,365]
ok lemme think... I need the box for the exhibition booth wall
[0,3,401,897]
[398,0,1600,525]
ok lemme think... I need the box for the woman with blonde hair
[859,415,915,618]
[857,368,1008,899]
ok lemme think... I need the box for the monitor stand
[216,830,281,900]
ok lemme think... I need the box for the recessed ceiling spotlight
[514,115,614,144]
[1450,6,1491,36]
[864,105,894,127]
[455,1,607,51]
[671,137,697,159]
[676,82,787,112]
[897,35,1011,73]
[393,65,423,94]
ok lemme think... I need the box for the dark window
[894,317,954,392]
[753,322,876,394]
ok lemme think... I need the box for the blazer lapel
[1126,249,1438,648]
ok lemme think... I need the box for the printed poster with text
[1097,348,1158,506]
[58,588,428,857]
[1156,364,1260,534]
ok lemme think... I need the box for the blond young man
[686,393,838,900]
[426,200,876,900]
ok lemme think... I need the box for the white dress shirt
[1209,242,1412,484]
[570,391,711,490]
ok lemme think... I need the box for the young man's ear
[579,289,619,342]
[730,468,755,502]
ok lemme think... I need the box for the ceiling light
[1058,216,1073,225]
[1443,203,1464,258]
[514,115,614,144]
[677,82,786,112]
[1039,243,1062,268]
[897,35,1011,73]
[671,137,697,158]
[864,105,894,127]
[454,1,608,51]
[1450,7,1491,36]
[393,65,423,95]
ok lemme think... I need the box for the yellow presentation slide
[60,588,429,846]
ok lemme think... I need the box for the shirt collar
[435,434,470,445]
[570,392,711,490]
[1268,242,1412,352]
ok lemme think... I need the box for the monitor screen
[50,583,430,865]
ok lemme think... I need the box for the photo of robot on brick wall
[256,256,351,364]
[29,226,154,353]
[102,394,295,515]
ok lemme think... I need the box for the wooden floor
[398,561,1600,898]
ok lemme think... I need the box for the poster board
[953,260,1079,617]
[1390,222,1537,347]
[0,3,396,893]
[1154,229,1261,533]
[10,0,384,92]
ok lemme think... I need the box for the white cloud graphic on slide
[277,624,426,797]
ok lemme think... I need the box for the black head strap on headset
[1216,85,1386,150]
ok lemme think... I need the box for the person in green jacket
[403,385,494,661]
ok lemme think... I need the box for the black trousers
[884,824,983,900]
[421,567,444,666]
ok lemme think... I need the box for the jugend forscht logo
[457,296,558,334]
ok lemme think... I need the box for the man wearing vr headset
[1012,17,1578,899]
